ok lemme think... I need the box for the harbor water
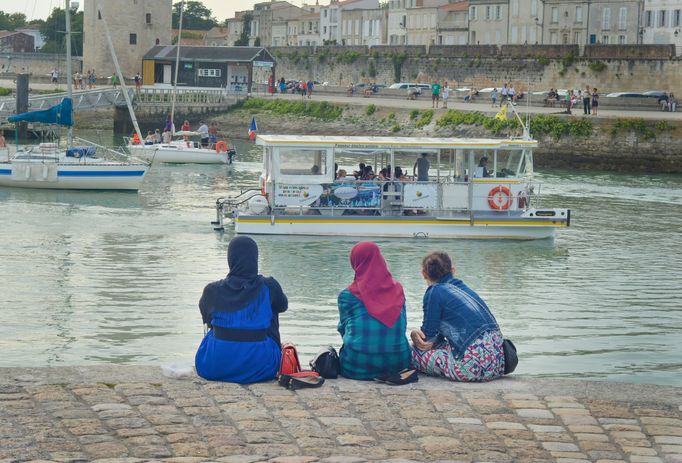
[1,136,681,386]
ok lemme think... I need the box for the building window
[618,7,627,30]
[470,6,477,20]
[495,6,501,20]
[602,8,611,30]
[551,7,558,23]
[146,13,151,24]
[645,10,652,27]
[602,35,609,44]
[619,35,626,44]
[511,26,518,42]
[574,31,581,43]
[658,10,666,27]
[674,10,681,27]
[198,69,221,77]
[486,6,491,20]
[511,0,519,18]
[576,6,583,23]
[129,33,137,45]
[530,0,537,17]
[550,31,558,44]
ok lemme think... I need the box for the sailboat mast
[65,0,73,146]
[170,0,185,134]
[95,0,143,142]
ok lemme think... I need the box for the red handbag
[279,342,302,376]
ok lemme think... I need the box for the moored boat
[212,133,570,240]
[126,131,236,165]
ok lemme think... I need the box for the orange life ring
[488,186,512,210]
[215,141,228,153]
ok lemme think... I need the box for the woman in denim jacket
[410,251,505,382]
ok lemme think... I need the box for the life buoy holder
[488,186,513,210]
[260,177,268,198]
[215,141,228,153]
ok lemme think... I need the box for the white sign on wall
[274,184,324,207]
[403,184,438,209]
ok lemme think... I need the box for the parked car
[642,90,667,98]
[389,83,430,94]
[605,92,645,97]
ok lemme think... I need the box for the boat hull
[0,162,147,191]
[129,145,228,164]
[233,213,568,240]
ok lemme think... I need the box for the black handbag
[502,338,518,375]
[309,346,340,379]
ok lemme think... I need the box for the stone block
[542,442,580,452]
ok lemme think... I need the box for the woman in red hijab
[337,241,412,380]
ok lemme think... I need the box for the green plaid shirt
[337,289,411,380]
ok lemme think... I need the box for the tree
[0,11,27,30]
[233,12,252,46]
[254,37,261,47]
[39,7,83,55]
[172,1,216,30]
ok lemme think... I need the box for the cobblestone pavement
[1,367,681,463]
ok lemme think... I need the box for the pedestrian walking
[591,88,599,116]
[491,87,498,107]
[442,82,450,109]
[583,86,591,115]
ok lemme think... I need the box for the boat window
[494,150,523,177]
[279,148,328,175]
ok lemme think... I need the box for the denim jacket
[421,273,500,358]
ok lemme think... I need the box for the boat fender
[487,185,512,210]
[215,141,228,153]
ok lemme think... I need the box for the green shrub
[654,120,674,131]
[536,56,550,66]
[588,60,607,73]
[336,50,361,64]
[390,52,407,82]
[240,98,343,121]
[610,118,656,140]
[391,124,401,132]
[409,109,420,120]
[415,109,433,128]
[368,60,377,78]
[387,112,396,121]
[365,104,376,116]
[435,109,591,139]
[0,87,11,96]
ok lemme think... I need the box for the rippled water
[1,135,681,385]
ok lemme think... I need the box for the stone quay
[1,366,682,462]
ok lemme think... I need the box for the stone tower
[83,0,171,80]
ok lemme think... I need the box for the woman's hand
[410,329,433,351]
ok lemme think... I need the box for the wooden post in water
[15,73,29,140]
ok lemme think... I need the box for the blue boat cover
[66,146,97,158]
[8,98,73,127]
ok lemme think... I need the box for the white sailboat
[0,0,149,191]
[126,0,236,165]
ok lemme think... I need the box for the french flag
[248,117,258,141]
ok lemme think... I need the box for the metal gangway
[0,87,136,120]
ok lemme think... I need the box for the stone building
[296,12,322,46]
[541,0,589,44]
[341,8,387,46]
[588,0,642,45]
[642,0,681,50]
[0,31,35,53]
[437,1,469,45]
[83,0,172,80]
[249,1,306,47]
[320,0,379,44]
[508,0,543,44]
[468,0,509,44]
[204,27,231,47]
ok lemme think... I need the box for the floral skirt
[411,330,505,382]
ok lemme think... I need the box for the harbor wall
[270,45,681,95]
[0,53,83,81]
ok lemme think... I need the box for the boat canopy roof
[255,135,537,150]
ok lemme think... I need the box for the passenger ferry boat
[212,134,570,240]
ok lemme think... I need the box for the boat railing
[270,178,543,216]
[0,147,9,162]
[73,137,148,165]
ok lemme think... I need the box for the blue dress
[195,279,287,384]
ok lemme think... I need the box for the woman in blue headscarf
[195,236,288,383]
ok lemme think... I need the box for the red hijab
[347,242,405,327]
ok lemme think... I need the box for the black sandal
[383,368,418,386]
[278,373,325,390]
